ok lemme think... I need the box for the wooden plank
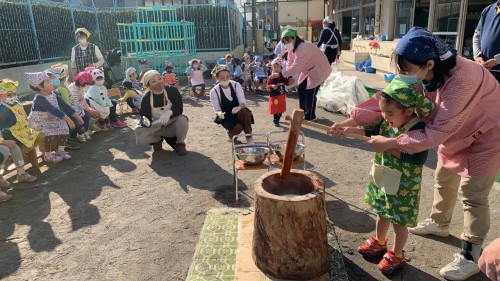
[280,109,304,178]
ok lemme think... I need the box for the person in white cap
[138,70,189,155]
[124,67,143,91]
[317,16,342,65]
[71,28,105,77]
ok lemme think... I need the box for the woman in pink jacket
[331,27,500,281]
[269,29,331,120]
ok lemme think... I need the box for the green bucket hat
[383,78,435,117]
[281,29,298,38]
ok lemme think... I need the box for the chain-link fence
[0,0,244,68]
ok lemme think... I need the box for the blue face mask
[51,78,60,86]
[397,67,427,85]
[398,74,420,85]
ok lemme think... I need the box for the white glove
[231,107,241,114]
[159,110,173,125]
[216,111,225,120]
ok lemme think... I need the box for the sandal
[0,178,10,188]
[17,172,38,183]
[0,191,13,203]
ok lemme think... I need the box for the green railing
[0,0,244,67]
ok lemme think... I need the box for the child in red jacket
[266,58,289,127]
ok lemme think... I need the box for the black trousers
[273,113,282,122]
[491,71,500,84]
[298,78,320,120]
[324,47,338,65]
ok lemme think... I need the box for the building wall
[1,60,72,95]
[277,0,324,26]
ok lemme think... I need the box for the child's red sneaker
[357,236,388,258]
[378,250,406,274]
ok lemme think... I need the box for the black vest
[216,82,240,114]
[73,43,97,74]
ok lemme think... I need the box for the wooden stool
[2,146,41,176]
[21,146,41,173]
[38,135,59,154]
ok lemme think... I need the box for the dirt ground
[0,77,499,281]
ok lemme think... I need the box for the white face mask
[219,80,230,87]
[193,64,199,69]
[78,38,87,44]
[95,80,104,86]
[284,43,294,51]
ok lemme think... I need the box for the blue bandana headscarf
[395,27,457,63]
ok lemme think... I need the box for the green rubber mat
[186,209,348,281]
[185,210,238,281]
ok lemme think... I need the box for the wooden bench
[2,145,41,177]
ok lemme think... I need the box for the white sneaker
[91,125,101,133]
[409,218,449,237]
[84,132,92,141]
[76,134,86,143]
[440,253,480,280]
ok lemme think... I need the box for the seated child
[266,58,289,127]
[125,67,143,91]
[26,71,84,163]
[332,78,435,274]
[51,64,80,150]
[83,67,126,129]
[251,56,268,95]
[68,72,94,142]
[0,79,39,183]
[84,69,114,132]
[73,71,100,138]
[163,61,179,89]
[119,80,143,114]
[231,58,244,86]
[224,54,234,73]
[241,54,253,92]
[50,63,71,105]
[185,59,207,97]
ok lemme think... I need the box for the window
[363,6,375,36]
[435,0,461,32]
[394,0,413,38]
[433,0,461,47]
[351,9,360,39]
[337,0,361,9]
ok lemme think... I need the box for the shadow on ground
[0,128,135,279]
[343,255,441,281]
[149,150,252,208]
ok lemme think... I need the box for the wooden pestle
[281,109,304,179]
[284,115,371,142]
